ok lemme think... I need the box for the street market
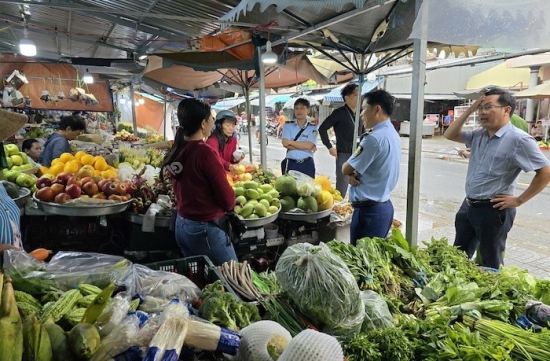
[2,0,550,360]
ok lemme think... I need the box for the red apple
[119,194,132,202]
[50,183,65,196]
[116,183,127,196]
[67,176,82,187]
[36,187,55,202]
[54,193,72,204]
[102,182,118,196]
[97,179,110,189]
[80,177,93,185]
[125,183,138,195]
[82,181,99,196]
[36,177,52,189]
[56,172,72,185]
[92,193,107,200]
[108,194,123,202]
[65,184,82,199]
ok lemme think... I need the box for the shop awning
[513,82,550,99]
[212,97,249,110]
[465,62,534,90]
[323,79,382,103]
[250,94,293,106]
[393,93,463,101]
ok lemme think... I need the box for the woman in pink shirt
[206,110,245,171]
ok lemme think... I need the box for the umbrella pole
[352,53,365,154]
[244,83,253,164]
[258,50,267,169]
[129,84,138,137]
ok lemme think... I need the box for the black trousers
[281,157,315,178]
[454,199,516,269]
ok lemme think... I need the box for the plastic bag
[289,170,321,198]
[91,314,141,361]
[133,264,201,304]
[526,300,550,327]
[94,295,131,338]
[360,290,394,331]
[275,243,364,336]
[4,250,132,294]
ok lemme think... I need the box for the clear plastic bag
[275,243,364,336]
[360,290,394,331]
[288,170,321,198]
[94,295,131,338]
[4,250,132,294]
[132,264,201,304]
[91,314,141,361]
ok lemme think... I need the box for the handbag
[280,126,308,174]
[211,211,247,246]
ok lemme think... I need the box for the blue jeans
[350,200,394,246]
[175,215,237,266]
[454,199,515,269]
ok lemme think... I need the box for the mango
[259,194,273,202]
[267,189,280,199]
[234,205,243,214]
[243,181,259,190]
[241,204,254,218]
[259,199,270,209]
[247,213,259,219]
[236,196,247,205]
[259,184,273,193]
[270,198,280,208]
[254,203,267,217]
[247,199,258,206]
[268,205,279,214]
[245,189,260,200]
[233,187,245,197]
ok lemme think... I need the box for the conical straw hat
[0,109,28,141]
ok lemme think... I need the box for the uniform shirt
[463,122,549,199]
[282,118,318,160]
[205,135,239,171]
[318,105,362,154]
[347,120,401,203]
[0,183,22,248]
[40,133,70,167]
[172,140,236,222]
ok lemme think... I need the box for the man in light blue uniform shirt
[445,87,550,268]
[343,90,401,245]
[281,98,318,178]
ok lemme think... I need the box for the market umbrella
[282,95,320,109]
[513,82,550,99]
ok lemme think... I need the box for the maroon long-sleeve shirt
[172,140,235,221]
[205,135,238,171]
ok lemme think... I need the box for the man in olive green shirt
[510,114,528,133]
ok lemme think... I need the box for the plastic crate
[144,255,240,300]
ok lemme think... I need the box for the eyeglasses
[476,104,506,112]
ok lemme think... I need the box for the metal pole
[258,48,267,169]
[405,0,427,247]
[244,84,253,163]
[352,53,365,153]
[129,84,138,137]
[163,97,167,138]
[525,66,540,124]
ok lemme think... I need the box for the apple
[82,181,99,196]
[10,154,23,166]
[101,182,118,196]
[16,173,35,188]
[65,184,82,199]
[6,157,13,168]
[54,193,72,204]
[108,194,123,202]
[5,144,19,156]
[97,179,110,189]
[18,152,28,164]
[79,195,90,199]
[5,170,20,183]
[116,183,127,196]
[50,183,65,196]
[41,174,56,181]
[20,164,34,171]
[92,193,107,200]
[125,183,138,195]
[36,177,52,189]
[120,194,132,201]
[67,176,82,187]
[80,177,93,185]
[10,165,21,171]
[76,165,95,178]
[36,187,55,202]
[56,172,72,185]
[92,176,102,184]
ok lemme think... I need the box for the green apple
[18,152,28,164]
[16,173,35,188]
[6,157,13,168]
[10,165,21,171]
[31,184,37,193]
[10,154,23,166]
[5,144,19,156]
[5,170,20,183]
[20,163,33,171]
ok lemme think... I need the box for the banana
[81,283,115,324]
[0,276,24,361]
[22,313,52,361]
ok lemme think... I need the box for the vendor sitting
[39,115,86,166]
[21,138,42,168]
[531,120,545,141]
[206,110,245,171]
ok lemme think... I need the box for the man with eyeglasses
[281,98,317,178]
[444,87,550,269]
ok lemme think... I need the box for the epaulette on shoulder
[307,122,316,126]
[286,120,296,124]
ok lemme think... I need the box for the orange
[74,151,87,160]
[94,159,108,171]
[59,152,75,163]
[63,161,80,174]
[49,163,64,176]
[37,166,49,177]
[94,155,106,163]
[80,154,95,166]
[94,169,102,177]
[50,159,64,167]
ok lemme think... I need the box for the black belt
[287,157,312,164]
[352,199,385,207]
[466,198,494,208]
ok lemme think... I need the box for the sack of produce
[360,290,394,331]
[275,243,364,336]
[132,264,201,304]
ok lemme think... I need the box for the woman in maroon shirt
[161,99,237,266]
[206,110,245,171]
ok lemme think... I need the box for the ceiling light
[119,96,126,104]
[261,41,278,64]
[19,37,36,57]
[138,97,145,105]
[83,69,94,84]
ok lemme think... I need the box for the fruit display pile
[2,143,38,191]
[226,164,274,185]
[34,152,133,204]
[274,174,336,213]
[26,127,51,139]
[118,146,166,169]
[127,169,158,214]
[233,181,281,220]
[114,129,141,143]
